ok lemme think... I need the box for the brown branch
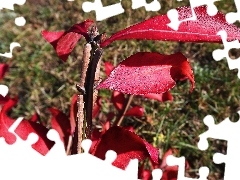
[72,43,92,154]
[113,94,134,126]
[66,135,73,155]
[84,48,103,138]
[77,94,85,153]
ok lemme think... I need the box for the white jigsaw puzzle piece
[0,85,9,97]
[212,30,240,78]
[226,0,240,24]
[82,0,125,21]
[0,42,21,58]
[131,0,161,11]
[166,155,209,180]
[0,0,26,10]
[167,0,219,30]
[198,111,240,180]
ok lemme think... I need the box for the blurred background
[0,0,240,179]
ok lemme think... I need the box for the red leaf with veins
[92,126,159,169]
[97,52,194,95]
[125,105,144,117]
[0,63,9,80]
[100,5,240,47]
[42,19,94,61]
[0,97,54,155]
[49,108,71,148]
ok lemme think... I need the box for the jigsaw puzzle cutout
[225,0,240,24]
[167,155,209,180]
[2,0,240,179]
[212,30,240,78]
[198,111,240,180]
[82,0,161,21]
[0,1,25,59]
[0,0,26,26]
[82,0,125,21]
[167,0,219,30]
[131,0,161,12]
[0,116,143,179]
[0,85,9,97]
[0,42,21,58]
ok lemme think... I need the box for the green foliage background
[0,0,239,179]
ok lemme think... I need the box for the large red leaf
[42,19,94,61]
[49,107,71,148]
[0,98,54,155]
[100,5,240,47]
[97,52,194,95]
[0,63,9,80]
[92,126,159,169]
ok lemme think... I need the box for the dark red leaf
[15,119,54,155]
[92,96,102,119]
[111,91,125,111]
[125,105,144,117]
[70,94,78,135]
[29,112,40,123]
[100,5,240,47]
[0,63,9,80]
[90,120,111,154]
[42,19,94,61]
[104,62,115,76]
[49,107,71,148]
[0,94,9,106]
[138,165,152,180]
[68,19,95,40]
[160,148,189,180]
[92,126,159,169]
[0,97,54,155]
[97,52,194,95]
[144,91,173,102]
[0,97,17,144]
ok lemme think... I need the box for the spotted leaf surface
[100,5,240,47]
[97,52,194,95]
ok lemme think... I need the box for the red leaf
[111,91,125,111]
[160,148,189,180]
[100,5,240,47]
[92,96,102,119]
[138,165,152,180]
[92,126,159,169]
[104,62,115,76]
[125,105,144,117]
[68,19,95,40]
[0,94,9,106]
[144,91,173,102]
[29,112,40,123]
[42,19,94,61]
[0,97,54,155]
[97,52,194,95]
[49,107,71,148]
[0,63,9,80]
[0,97,17,144]
[90,120,111,154]
[70,94,78,135]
